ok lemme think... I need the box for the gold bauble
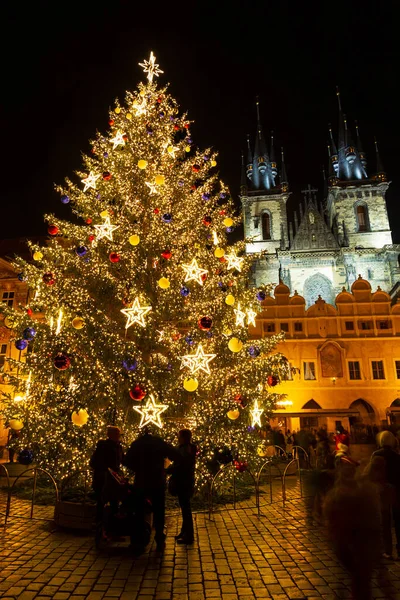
[158,277,170,289]
[33,251,43,261]
[228,337,243,353]
[4,316,15,329]
[100,210,109,218]
[225,294,235,306]
[185,145,191,153]
[126,112,132,120]
[139,90,146,97]
[227,409,240,420]
[155,174,165,186]
[71,409,89,427]
[257,444,269,457]
[129,234,140,246]
[223,328,232,336]
[214,247,225,258]
[223,217,234,227]
[138,160,148,170]
[167,146,174,154]
[211,160,217,167]
[114,107,121,114]
[183,378,198,392]
[72,317,85,330]
[9,419,24,431]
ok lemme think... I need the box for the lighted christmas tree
[1,53,289,486]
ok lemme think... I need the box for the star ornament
[133,394,168,428]
[181,259,208,286]
[247,308,257,327]
[121,298,152,329]
[81,171,101,192]
[251,400,264,427]
[181,344,216,375]
[110,130,126,150]
[139,51,164,83]
[145,181,158,195]
[94,216,120,241]
[234,303,246,327]
[225,252,244,272]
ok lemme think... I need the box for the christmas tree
[1,53,289,487]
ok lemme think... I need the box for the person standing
[89,426,124,522]
[168,429,197,545]
[123,428,178,553]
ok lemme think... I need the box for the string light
[234,303,246,327]
[110,130,126,149]
[225,252,244,272]
[246,308,257,327]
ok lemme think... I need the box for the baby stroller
[95,469,152,551]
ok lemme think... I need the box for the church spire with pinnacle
[280,148,289,191]
[374,137,387,182]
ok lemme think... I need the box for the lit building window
[2,291,15,307]
[372,360,385,380]
[0,343,7,367]
[303,362,316,380]
[395,361,400,379]
[262,213,271,240]
[348,361,361,380]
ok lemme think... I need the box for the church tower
[326,89,392,250]
[240,100,290,285]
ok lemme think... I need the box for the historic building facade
[241,93,400,307]
[250,278,400,434]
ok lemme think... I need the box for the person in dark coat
[89,426,124,522]
[373,430,400,558]
[169,429,197,545]
[123,429,178,552]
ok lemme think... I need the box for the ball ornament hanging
[192,164,200,173]
[223,217,234,227]
[155,174,165,185]
[15,339,28,351]
[248,346,260,358]
[161,249,172,259]
[72,317,85,330]
[202,215,212,226]
[267,375,278,387]
[211,159,217,167]
[102,171,112,181]
[18,449,34,464]
[76,246,88,257]
[162,213,172,223]
[257,291,266,302]
[60,194,70,204]
[23,327,36,341]
[227,409,240,420]
[228,337,243,353]
[48,225,59,236]
[109,252,120,263]
[257,444,269,457]
[158,277,170,289]
[54,353,71,371]
[138,160,148,169]
[185,145,191,153]
[71,409,89,427]
[180,286,190,297]
[9,419,24,431]
[225,294,235,306]
[214,248,225,258]
[129,234,140,246]
[198,316,212,330]
[114,107,121,114]
[234,460,247,472]
[129,385,146,401]
[43,273,55,285]
[183,378,198,392]
[33,251,43,261]
[122,358,138,372]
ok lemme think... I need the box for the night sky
[1,1,399,242]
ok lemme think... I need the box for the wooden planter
[54,500,96,530]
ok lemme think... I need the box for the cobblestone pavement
[1,482,400,600]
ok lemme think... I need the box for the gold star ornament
[251,400,264,427]
[225,252,244,272]
[81,171,101,192]
[139,51,164,83]
[133,394,168,428]
[181,259,208,286]
[110,130,126,149]
[181,343,216,375]
[121,298,152,329]
[94,216,120,242]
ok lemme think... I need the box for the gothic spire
[355,120,367,171]
[374,137,387,182]
[240,151,247,193]
[246,134,253,181]
[280,147,289,191]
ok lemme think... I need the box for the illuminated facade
[250,278,400,433]
[241,93,400,307]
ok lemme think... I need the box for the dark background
[1,1,399,241]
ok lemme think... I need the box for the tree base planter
[54,500,96,530]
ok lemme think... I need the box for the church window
[371,360,385,380]
[280,322,289,332]
[0,344,7,367]
[2,291,14,307]
[303,362,316,380]
[261,212,271,240]
[294,322,303,332]
[348,361,361,380]
[356,204,368,232]
[395,361,400,379]
[345,321,354,331]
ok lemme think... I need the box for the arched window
[356,204,369,232]
[262,212,271,240]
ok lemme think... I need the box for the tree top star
[139,51,164,83]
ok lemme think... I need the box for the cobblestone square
[2,485,400,600]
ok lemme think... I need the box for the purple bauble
[220,193,227,200]
[18,272,26,282]
[122,358,137,372]
[96,193,101,199]
[162,213,172,223]
[248,346,260,358]
[15,339,28,351]
[185,335,194,345]
[103,152,109,158]
[178,180,184,187]
[256,291,266,302]
[180,286,190,297]
[202,193,211,201]
[226,226,234,233]
[203,155,209,161]
[159,112,164,117]
[76,246,88,257]
[23,327,36,341]
[61,194,70,204]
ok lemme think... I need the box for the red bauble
[103,171,112,181]
[157,96,163,103]
[198,316,212,330]
[123,134,128,141]
[219,210,227,216]
[161,249,172,260]
[267,375,278,387]
[191,185,197,191]
[234,460,248,473]
[26,308,33,316]
[192,164,200,173]
[201,273,208,282]
[129,385,146,401]
[219,257,227,263]
[108,119,115,126]
[174,125,180,131]
[88,235,95,242]
[202,216,212,226]
[234,393,247,408]
[43,273,55,285]
[109,252,120,263]
[184,123,190,129]
[154,208,160,215]
[86,218,93,224]
[54,353,71,371]
[48,225,59,236]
